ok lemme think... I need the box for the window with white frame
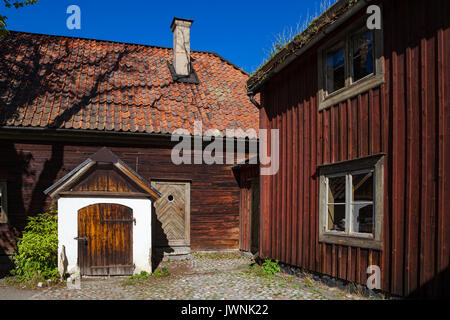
[0,181,7,224]
[319,155,384,250]
[318,18,384,110]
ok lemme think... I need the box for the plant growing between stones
[124,267,169,285]
[153,266,169,277]
[130,271,150,280]
[261,259,280,275]
[246,259,281,279]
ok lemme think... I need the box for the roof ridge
[6,30,248,76]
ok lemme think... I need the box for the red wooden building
[0,18,259,275]
[247,0,449,297]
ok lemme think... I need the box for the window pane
[352,172,373,202]
[328,176,346,203]
[327,204,346,232]
[326,47,345,94]
[352,31,374,82]
[351,203,373,234]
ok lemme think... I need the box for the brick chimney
[171,17,194,76]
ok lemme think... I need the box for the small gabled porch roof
[44,147,161,200]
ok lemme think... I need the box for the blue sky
[4,0,328,73]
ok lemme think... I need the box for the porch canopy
[45,147,160,276]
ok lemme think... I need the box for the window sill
[319,74,384,111]
[319,232,382,250]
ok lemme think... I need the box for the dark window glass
[328,176,346,203]
[328,203,346,232]
[352,172,373,202]
[326,47,345,94]
[327,175,346,232]
[351,171,374,234]
[351,203,373,234]
[352,31,374,82]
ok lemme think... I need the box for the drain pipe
[247,91,261,109]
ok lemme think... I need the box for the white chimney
[171,17,194,76]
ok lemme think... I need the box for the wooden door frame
[151,179,191,248]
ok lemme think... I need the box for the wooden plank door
[77,203,134,276]
[239,177,260,254]
[150,181,190,249]
[251,177,260,254]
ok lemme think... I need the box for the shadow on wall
[0,142,33,277]
[406,266,450,299]
[151,203,174,270]
[0,142,64,276]
[0,225,16,278]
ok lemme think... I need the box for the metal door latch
[74,236,88,243]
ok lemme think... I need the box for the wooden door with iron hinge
[77,203,134,276]
[151,181,190,250]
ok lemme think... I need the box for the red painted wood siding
[259,0,449,297]
[0,141,244,253]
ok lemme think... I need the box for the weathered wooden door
[150,181,190,249]
[77,203,134,276]
[239,177,260,254]
[250,177,260,254]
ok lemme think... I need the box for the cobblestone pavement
[3,255,370,300]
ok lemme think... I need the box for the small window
[0,181,7,224]
[319,155,384,250]
[318,18,384,110]
[325,171,374,236]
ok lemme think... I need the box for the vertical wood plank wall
[259,0,449,297]
[0,143,244,253]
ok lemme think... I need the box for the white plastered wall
[57,197,152,275]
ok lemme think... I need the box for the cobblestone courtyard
[1,254,371,300]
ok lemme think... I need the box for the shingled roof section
[0,32,258,138]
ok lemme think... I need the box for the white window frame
[318,15,384,110]
[319,155,384,250]
[0,181,7,224]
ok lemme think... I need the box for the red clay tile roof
[0,32,258,138]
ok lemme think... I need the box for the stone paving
[2,254,371,300]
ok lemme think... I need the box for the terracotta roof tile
[0,32,258,137]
